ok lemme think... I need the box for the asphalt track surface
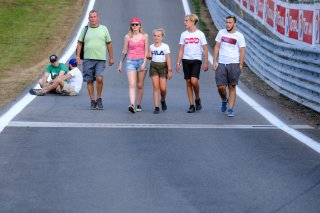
[0,0,320,212]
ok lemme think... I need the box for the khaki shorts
[56,82,77,96]
[149,61,168,78]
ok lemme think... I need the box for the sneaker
[153,107,160,114]
[195,98,202,111]
[161,100,167,111]
[36,91,46,96]
[187,105,195,113]
[227,108,235,117]
[96,98,103,110]
[29,89,37,95]
[221,98,228,112]
[136,105,142,112]
[29,89,45,96]
[128,104,135,113]
[90,100,96,110]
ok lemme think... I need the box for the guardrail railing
[205,0,320,112]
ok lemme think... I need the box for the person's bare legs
[87,82,95,101]
[186,79,194,105]
[96,76,103,99]
[151,75,160,107]
[191,77,200,101]
[159,77,167,102]
[227,84,236,109]
[137,70,146,106]
[127,71,137,106]
[41,78,64,94]
[218,85,227,102]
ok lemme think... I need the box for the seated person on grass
[39,54,69,88]
[29,58,83,96]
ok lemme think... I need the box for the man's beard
[227,26,234,32]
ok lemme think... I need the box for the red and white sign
[287,8,299,40]
[266,0,274,28]
[243,0,248,9]
[301,10,313,44]
[249,0,256,13]
[234,0,319,46]
[257,0,265,20]
[275,4,286,35]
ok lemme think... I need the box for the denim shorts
[126,58,144,72]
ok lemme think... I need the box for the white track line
[0,0,96,134]
[181,0,320,153]
[8,121,314,129]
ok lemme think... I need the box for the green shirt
[45,63,68,79]
[78,25,111,60]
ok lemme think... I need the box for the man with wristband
[176,14,208,113]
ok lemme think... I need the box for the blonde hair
[185,14,199,25]
[152,28,165,37]
[128,24,145,38]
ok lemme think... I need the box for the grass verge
[0,0,85,108]
[191,0,218,47]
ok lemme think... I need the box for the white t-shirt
[150,43,170,63]
[179,29,207,61]
[68,67,83,94]
[215,29,246,64]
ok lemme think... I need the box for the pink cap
[130,17,141,24]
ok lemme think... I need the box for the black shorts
[182,59,202,80]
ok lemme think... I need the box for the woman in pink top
[118,17,149,113]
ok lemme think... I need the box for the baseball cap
[49,54,58,63]
[130,17,141,24]
[69,58,77,67]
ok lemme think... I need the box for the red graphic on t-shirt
[184,37,200,44]
[221,36,237,44]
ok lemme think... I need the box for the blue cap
[69,58,77,67]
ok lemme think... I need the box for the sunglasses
[131,23,140,26]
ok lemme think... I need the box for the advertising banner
[316,9,320,44]
[257,0,265,20]
[233,0,319,46]
[243,0,248,8]
[286,8,299,40]
[302,10,313,44]
[275,4,286,35]
[266,0,275,28]
[249,0,256,13]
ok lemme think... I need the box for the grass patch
[191,0,219,47]
[191,0,210,34]
[0,0,85,108]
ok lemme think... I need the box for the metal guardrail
[205,0,320,112]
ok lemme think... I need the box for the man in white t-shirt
[29,58,83,96]
[176,14,209,113]
[213,15,246,117]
